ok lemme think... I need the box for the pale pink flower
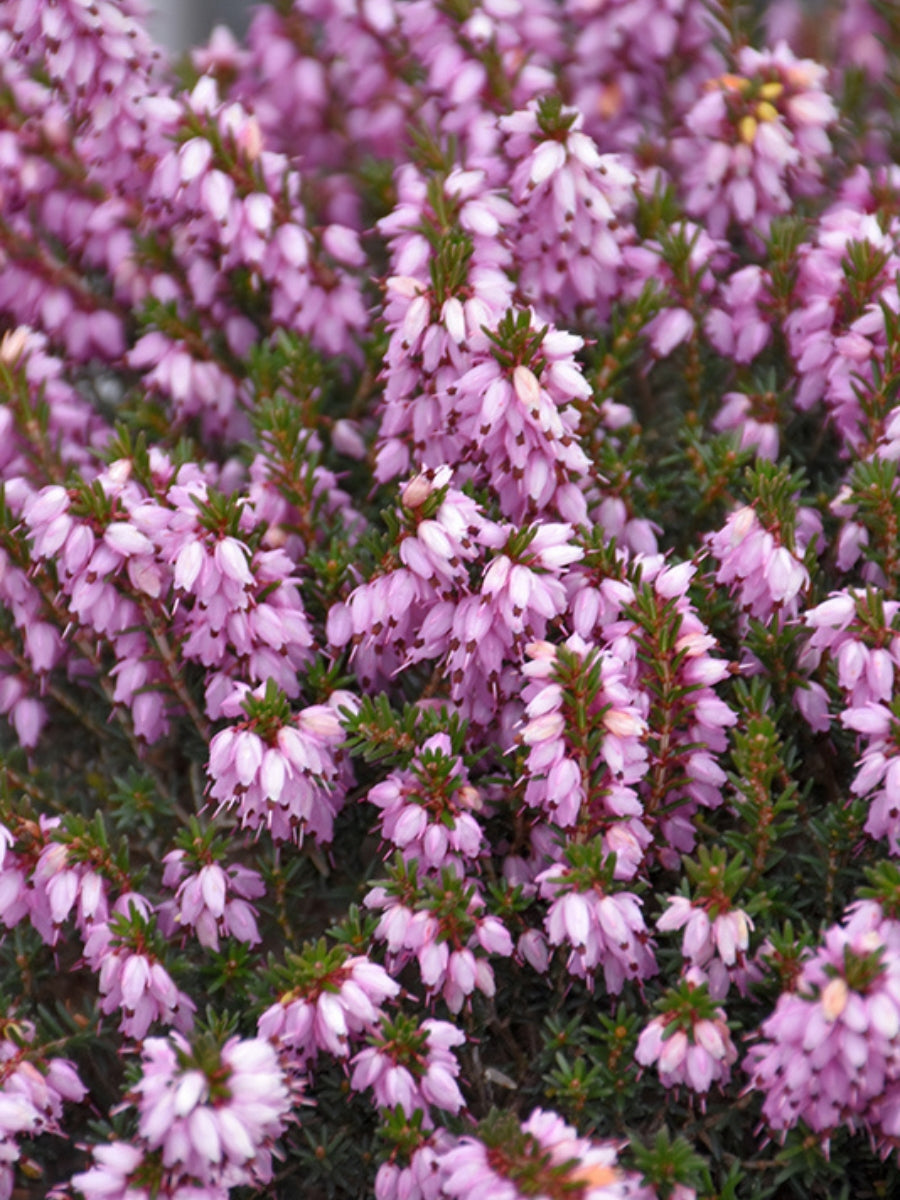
[258,952,399,1066]
[745,905,900,1135]
[637,984,737,1097]
[350,1017,466,1125]
[674,43,836,239]
[160,852,264,951]
[539,859,656,992]
[439,1107,644,1199]
[134,1032,290,1187]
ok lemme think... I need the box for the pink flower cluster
[637,981,737,1099]
[674,43,836,238]
[329,467,583,726]
[622,221,725,361]
[745,901,900,1145]
[0,2,155,364]
[706,503,817,624]
[365,867,513,1012]
[706,266,774,367]
[439,1108,652,1200]
[538,849,656,992]
[258,949,399,1068]
[15,448,318,744]
[518,633,648,876]
[0,817,108,946]
[83,895,196,1041]
[7,0,900,1195]
[159,853,264,951]
[564,0,715,154]
[206,686,357,844]
[73,1031,291,1197]
[658,896,755,998]
[350,1016,466,1125]
[784,172,900,449]
[0,1019,85,1200]
[369,733,485,873]
[499,99,636,323]
[803,590,900,848]
[711,389,780,459]
[561,555,737,861]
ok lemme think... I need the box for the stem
[1,763,56,813]
[882,503,898,597]
[0,624,108,745]
[684,332,702,421]
[271,846,298,945]
[140,600,212,743]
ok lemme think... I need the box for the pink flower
[706,267,773,364]
[674,43,836,239]
[258,947,399,1067]
[438,1107,643,1200]
[538,844,656,992]
[134,1032,290,1187]
[712,391,779,459]
[350,1016,466,1125]
[160,852,264,951]
[706,504,813,622]
[637,981,737,1097]
[745,904,900,1135]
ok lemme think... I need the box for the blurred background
[147,0,256,52]
[146,0,839,59]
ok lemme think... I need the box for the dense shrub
[0,1,899,1197]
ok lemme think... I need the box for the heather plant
[3,0,900,1198]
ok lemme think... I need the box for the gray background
[148,0,256,53]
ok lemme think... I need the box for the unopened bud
[457,786,483,811]
[738,115,758,144]
[821,976,848,1021]
[401,474,432,509]
[0,327,29,366]
[525,640,557,661]
[604,709,644,737]
[513,364,541,409]
[238,115,263,160]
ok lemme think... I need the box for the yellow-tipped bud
[738,115,758,144]
[756,101,779,122]
[758,81,784,101]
